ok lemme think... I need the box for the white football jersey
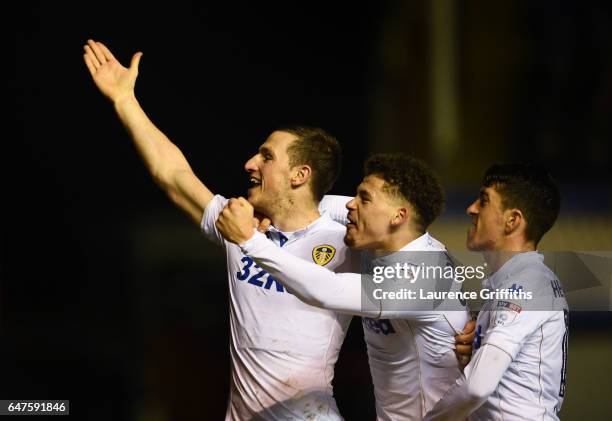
[361,234,469,421]
[320,195,470,420]
[470,252,569,420]
[202,195,354,421]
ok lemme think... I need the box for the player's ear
[291,165,312,187]
[390,206,408,227]
[504,208,524,235]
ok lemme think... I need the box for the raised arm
[83,39,213,224]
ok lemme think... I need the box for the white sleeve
[240,232,381,317]
[484,308,555,359]
[199,194,228,246]
[240,233,455,319]
[423,344,512,421]
[319,195,351,225]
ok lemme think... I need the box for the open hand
[83,39,142,105]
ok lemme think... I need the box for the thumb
[258,217,272,233]
[130,52,143,74]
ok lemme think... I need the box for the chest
[226,233,348,298]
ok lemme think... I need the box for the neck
[269,197,320,232]
[484,238,536,272]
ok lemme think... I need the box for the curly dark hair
[277,125,342,201]
[364,154,444,231]
[482,163,560,245]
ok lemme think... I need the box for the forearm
[113,95,211,223]
[240,234,445,318]
[241,233,380,316]
[114,95,193,186]
[424,344,511,420]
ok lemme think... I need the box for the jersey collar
[485,251,543,288]
[265,213,332,248]
[399,232,444,251]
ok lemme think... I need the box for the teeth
[249,177,261,185]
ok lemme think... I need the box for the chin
[466,237,480,251]
[246,192,262,208]
[252,199,273,217]
[467,238,493,252]
[344,236,370,251]
[343,234,356,248]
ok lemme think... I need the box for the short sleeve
[319,195,351,225]
[484,309,557,359]
[200,194,228,246]
[483,268,566,359]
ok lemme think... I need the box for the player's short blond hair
[278,125,342,201]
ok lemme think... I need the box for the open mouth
[249,176,262,187]
[467,220,477,236]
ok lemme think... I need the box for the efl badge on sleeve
[312,245,336,266]
[492,301,522,326]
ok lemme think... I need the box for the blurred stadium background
[10,1,612,419]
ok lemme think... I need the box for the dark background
[9,1,612,420]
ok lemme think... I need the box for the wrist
[239,230,267,250]
[113,93,139,112]
[238,229,256,244]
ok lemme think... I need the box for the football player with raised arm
[83,39,356,420]
[83,39,475,420]
[216,154,474,420]
[422,163,568,420]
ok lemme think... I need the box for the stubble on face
[245,131,297,218]
[466,186,505,252]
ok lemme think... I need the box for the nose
[244,154,258,172]
[346,197,357,210]
[466,199,479,216]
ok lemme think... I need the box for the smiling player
[216,154,472,420]
[83,39,357,420]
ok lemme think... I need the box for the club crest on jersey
[312,244,336,266]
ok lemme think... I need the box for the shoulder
[502,258,556,290]
[312,214,348,235]
[319,195,351,209]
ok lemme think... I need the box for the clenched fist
[216,197,259,244]
[455,318,476,369]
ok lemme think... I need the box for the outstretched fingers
[87,39,107,66]
[96,41,116,62]
[83,53,97,77]
[84,45,100,69]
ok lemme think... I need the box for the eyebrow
[259,146,274,157]
[357,188,373,199]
